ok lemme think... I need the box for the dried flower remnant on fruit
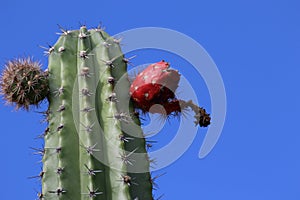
[0,57,48,110]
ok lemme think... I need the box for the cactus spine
[43,25,152,200]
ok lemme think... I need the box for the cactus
[1,25,152,200]
[1,24,210,200]
[43,25,153,200]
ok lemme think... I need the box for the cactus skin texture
[43,25,152,200]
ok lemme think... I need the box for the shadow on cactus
[0,24,210,200]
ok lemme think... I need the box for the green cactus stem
[42,25,152,200]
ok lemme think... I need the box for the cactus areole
[0,24,211,200]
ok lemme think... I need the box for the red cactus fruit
[163,99,181,116]
[130,60,180,113]
[130,60,211,127]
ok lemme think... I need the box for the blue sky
[1,0,300,199]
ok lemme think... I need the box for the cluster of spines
[0,57,48,110]
[35,25,154,200]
